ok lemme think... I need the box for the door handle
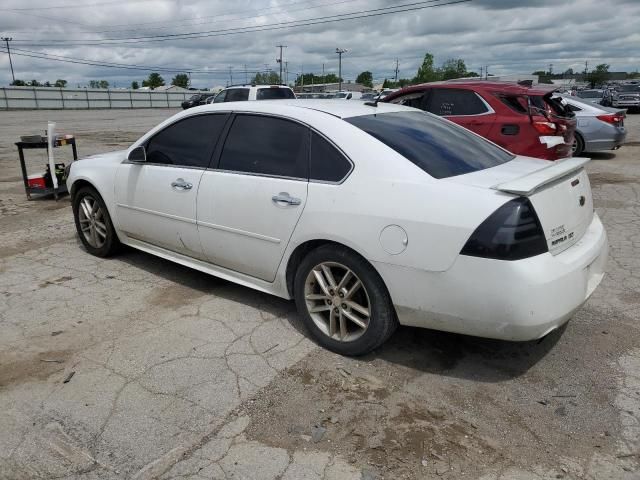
[171,178,193,191]
[272,192,301,206]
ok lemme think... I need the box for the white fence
[0,86,208,110]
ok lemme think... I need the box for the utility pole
[336,48,347,91]
[228,66,233,86]
[479,66,483,79]
[2,37,15,84]
[301,65,304,88]
[584,60,589,75]
[244,65,247,84]
[322,63,325,85]
[485,65,489,80]
[548,63,553,75]
[187,71,192,88]
[285,61,289,84]
[394,58,399,84]
[276,45,287,84]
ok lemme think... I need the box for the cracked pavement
[1,109,640,479]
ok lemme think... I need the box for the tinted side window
[219,115,308,178]
[145,114,227,168]
[213,90,226,103]
[426,88,488,116]
[257,88,295,100]
[224,88,249,102]
[345,111,513,179]
[310,132,351,182]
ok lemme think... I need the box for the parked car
[575,89,604,105]
[67,101,607,356]
[211,84,295,102]
[181,93,214,110]
[555,95,627,156]
[605,84,640,111]
[383,81,576,160]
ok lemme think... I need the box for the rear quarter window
[257,88,296,100]
[426,88,489,116]
[345,111,513,179]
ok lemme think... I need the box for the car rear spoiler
[492,157,590,196]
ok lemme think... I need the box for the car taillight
[596,114,623,125]
[460,198,548,261]
[532,118,558,135]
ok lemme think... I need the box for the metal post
[166,91,170,108]
[86,89,90,109]
[33,87,39,108]
[2,87,7,110]
[129,89,133,108]
[107,88,112,108]
[2,37,15,84]
[336,48,347,91]
[59,87,65,109]
[276,45,287,84]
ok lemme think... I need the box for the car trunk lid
[449,156,594,255]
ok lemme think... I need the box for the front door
[197,113,309,282]
[114,113,229,257]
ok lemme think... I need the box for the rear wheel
[294,244,397,356]
[572,132,585,156]
[72,186,120,257]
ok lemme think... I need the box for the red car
[382,81,576,160]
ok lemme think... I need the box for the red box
[27,174,46,189]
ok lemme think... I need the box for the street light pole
[276,45,287,84]
[336,48,347,91]
[2,37,15,84]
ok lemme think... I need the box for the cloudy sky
[0,0,639,89]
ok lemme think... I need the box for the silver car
[557,95,627,156]
[608,84,640,110]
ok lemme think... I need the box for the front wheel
[294,244,397,356]
[72,186,120,257]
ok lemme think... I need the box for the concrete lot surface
[0,109,639,479]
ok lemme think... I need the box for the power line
[12,0,473,47]
[0,47,264,75]
[0,0,157,12]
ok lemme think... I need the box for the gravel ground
[0,108,639,480]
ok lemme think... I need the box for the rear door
[197,113,309,281]
[424,87,494,136]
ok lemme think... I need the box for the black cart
[16,137,78,200]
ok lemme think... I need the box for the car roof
[223,84,292,89]
[187,99,413,119]
[385,80,556,101]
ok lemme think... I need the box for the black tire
[72,186,120,257]
[572,132,585,156]
[294,244,397,356]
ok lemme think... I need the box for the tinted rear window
[345,111,513,179]
[257,88,295,100]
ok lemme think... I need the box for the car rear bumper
[585,129,627,151]
[376,213,608,341]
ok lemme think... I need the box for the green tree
[587,64,609,88]
[11,79,26,86]
[294,72,341,86]
[563,68,574,76]
[98,80,109,89]
[142,72,165,89]
[439,58,468,80]
[29,79,42,86]
[131,81,140,89]
[89,80,99,88]
[171,73,189,88]
[54,79,67,87]
[251,71,280,84]
[398,78,411,87]
[532,70,547,76]
[413,53,439,83]
[356,71,373,88]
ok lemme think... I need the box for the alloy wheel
[77,195,107,249]
[304,261,371,342]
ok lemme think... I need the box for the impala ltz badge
[579,195,586,206]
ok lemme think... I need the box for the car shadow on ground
[365,323,565,383]
[113,245,562,383]
[589,151,617,160]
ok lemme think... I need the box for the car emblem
[579,196,586,207]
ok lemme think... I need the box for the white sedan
[67,101,608,356]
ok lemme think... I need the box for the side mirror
[128,145,146,163]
